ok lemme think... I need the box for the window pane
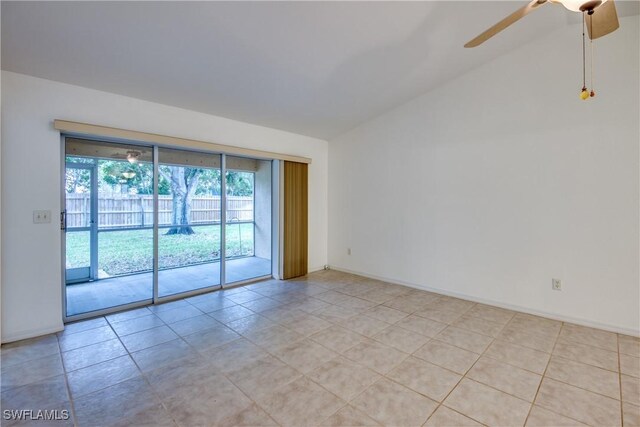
[225,158,271,284]
[158,148,222,297]
[65,140,154,317]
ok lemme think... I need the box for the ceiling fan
[464,0,619,48]
[465,0,620,99]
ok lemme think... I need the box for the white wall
[1,71,328,342]
[255,160,272,260]
[329,16,640,335]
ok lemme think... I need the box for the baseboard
[1,323,64,344]
[329,265,640,338]
[308,265,327,274]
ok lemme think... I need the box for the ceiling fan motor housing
[580,0,603,12]
[551,0,607,12]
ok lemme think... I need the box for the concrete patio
[66,256,271,316]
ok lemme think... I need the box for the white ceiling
[2,1,638,139]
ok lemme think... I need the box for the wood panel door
[282,161,308,279]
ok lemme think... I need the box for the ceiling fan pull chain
[580,12,589,100]
[590,13,595,97]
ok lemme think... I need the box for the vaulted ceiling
[2,1,638,139]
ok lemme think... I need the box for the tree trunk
[162,166,202,235]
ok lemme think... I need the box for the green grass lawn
[66,224,254,276]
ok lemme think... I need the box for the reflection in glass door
[157,148,222,297]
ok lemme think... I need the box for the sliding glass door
[157,148,222,297]
[225,157,272,283]
[63,139,273,319]
[64,140,154,316]
[64,161,96,284]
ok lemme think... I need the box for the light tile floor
[2,270,639,426]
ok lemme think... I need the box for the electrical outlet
[33,210,52,224]
[347,248,352,255]
[552,278,562,291]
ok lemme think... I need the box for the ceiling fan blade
[464,0,548,48]
[587,0,619,39]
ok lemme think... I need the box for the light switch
[33,210,52,224]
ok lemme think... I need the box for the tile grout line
[54,333,79,427]
[67,318,126,423]
[210,290,596,427]
[199,347,284,427]
[618,333,624,426]
[479,341,548,376]
[216,285,371,426]
[184,296,344,427]
[522,319,563,427]
[420,302,498,427]
[121,306,226,426]
[519,321,622,427]
[190,288,632,424]
[421,311,613,426]
[8,271,634,427]
[251,294,415,425]
[82,315,179,426]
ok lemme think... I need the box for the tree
[225,171,253,196]
[193,170,252,196]
[91,158,253,236]
[65,167,91,193]
[65,157,94,193]
[196,169,222,196]
[159,166,203,235]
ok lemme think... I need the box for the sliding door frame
[220,154,227,287]
[61,137,275,322]
[63,161,98,284]
[152,146,160,302]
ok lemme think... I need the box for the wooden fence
[65,194,253,228]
